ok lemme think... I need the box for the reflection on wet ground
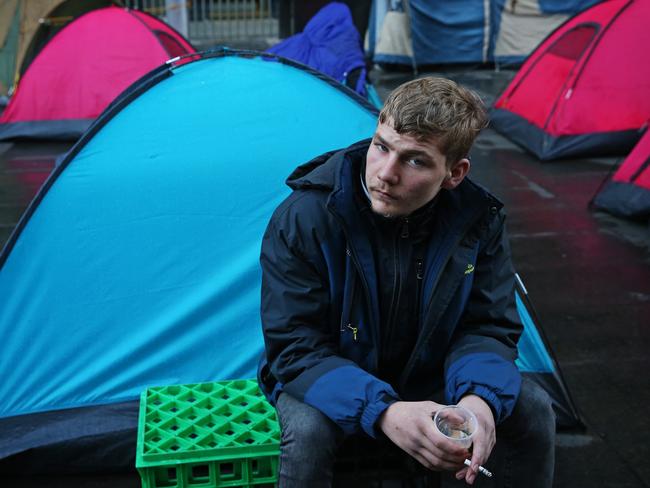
[0,142,70,249]
[1,67,649,487]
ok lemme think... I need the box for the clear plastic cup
[433,405,478,448]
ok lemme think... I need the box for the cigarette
[464,458,493,478]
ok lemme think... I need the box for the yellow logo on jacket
[464,264,475,275]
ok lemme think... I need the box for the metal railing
[124,0,279,47]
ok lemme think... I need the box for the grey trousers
[274,377,556,488]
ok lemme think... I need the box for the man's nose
[377,156,400,184]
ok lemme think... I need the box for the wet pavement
[0,142,67,248]
[1,67,649,487]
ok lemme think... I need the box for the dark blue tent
[367,0,600,66]
[267,2,378,104]
[0,50,579,473]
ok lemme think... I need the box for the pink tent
[0,6,194,140]
[593,127,650,219]
[491,0,650,160]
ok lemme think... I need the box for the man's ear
[441,158,470,190]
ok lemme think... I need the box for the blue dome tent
[513,274,581,429]
[366,0,600,66]
[0,50,579,472]
[0,50,379,471]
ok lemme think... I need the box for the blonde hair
[379,77,488,166]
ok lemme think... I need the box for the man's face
[365,121,464,218]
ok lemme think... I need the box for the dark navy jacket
[258,140,522,438]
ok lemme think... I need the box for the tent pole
[402,0,417,76]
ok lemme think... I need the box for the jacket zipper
[330,214,378,361]
[399,206,489,384]
[382,218,409,362]
[340,249,360,342]
[344,246,373,348]
[415,258,424,326]
[416,258,424,280]
[344,324,359,341]
[400,218,409,238]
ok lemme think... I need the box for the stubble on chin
[370,201,395,219]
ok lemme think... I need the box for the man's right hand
[378,401,470,471]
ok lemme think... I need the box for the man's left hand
[454,394,496,485]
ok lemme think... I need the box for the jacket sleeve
[260,205,398,437]
[444,210,523,424]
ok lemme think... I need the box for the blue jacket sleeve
[444,210,522,424]
[260,201,399,437]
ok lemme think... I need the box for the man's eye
[375,143,388,152]
[407,158,424,167]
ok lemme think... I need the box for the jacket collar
[285,139,370,191]
[286,139,504,239]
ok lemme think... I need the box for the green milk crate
[136,379,280,488]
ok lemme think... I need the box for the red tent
[593,127,650,219]
[491,0,650,160]
[0,6,194,141]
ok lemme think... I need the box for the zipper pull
[416,259,424,280]
[401,218,409,238]
[346,324,358,341]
